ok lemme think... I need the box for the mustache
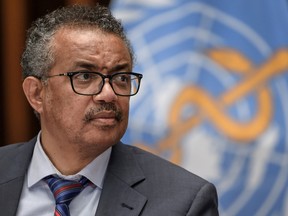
[84,103,123,123]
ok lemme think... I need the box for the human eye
[73,72,98,83]
[114,73,131,84]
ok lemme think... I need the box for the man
[0,4,219,216]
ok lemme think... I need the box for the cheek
[120,98,130,120]
[43,87,84,124]
[119,99,130,136]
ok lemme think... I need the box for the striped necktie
[44,175,90,216]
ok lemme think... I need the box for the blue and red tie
[44,175,90,216]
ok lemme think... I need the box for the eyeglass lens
[71,72,140,96]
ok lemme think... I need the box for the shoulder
[0,142,26,157]
[116,143,212,188]
[0,137,37,166]
[113,143,219,215]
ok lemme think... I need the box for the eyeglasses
[44,71,143,96]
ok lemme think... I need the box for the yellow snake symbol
[137,49,288,164]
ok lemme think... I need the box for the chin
[79,123,127,144]
[88,130,123,145]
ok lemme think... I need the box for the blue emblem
[112,0,288,215]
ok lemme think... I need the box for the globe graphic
[112,2,288,215]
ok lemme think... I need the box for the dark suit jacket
[0,137,219,216]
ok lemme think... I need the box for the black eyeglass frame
[43,71,143,96]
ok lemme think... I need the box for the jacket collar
[0,138,148,216]
[0,137,36,216]
[95,143,147,216]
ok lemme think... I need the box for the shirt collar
[27,132,111,189]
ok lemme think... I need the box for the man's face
[39,27,132,152]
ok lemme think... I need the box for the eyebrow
[72,61,132,72]
[110,63,131,72]
[73,62,97,71]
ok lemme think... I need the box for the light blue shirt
[16,133,111,216]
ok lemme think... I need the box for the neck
[40,133,108,175]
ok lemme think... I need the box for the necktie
[44,175,90,216]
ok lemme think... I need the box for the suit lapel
[96,143,147,216]
[0,177,26,215]
[0,138,36,215]
[0,139,147,215]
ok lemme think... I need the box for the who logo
[112,1,288,215]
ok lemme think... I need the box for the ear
[22,76,45,114]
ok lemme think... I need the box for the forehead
[50,27,132,70]
[52,26,125,49]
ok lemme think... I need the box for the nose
[93,80,117,102]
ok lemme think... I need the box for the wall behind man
[0,0,110,146]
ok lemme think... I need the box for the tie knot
[44,175,89,205]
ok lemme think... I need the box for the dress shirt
[16,132,111,216]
